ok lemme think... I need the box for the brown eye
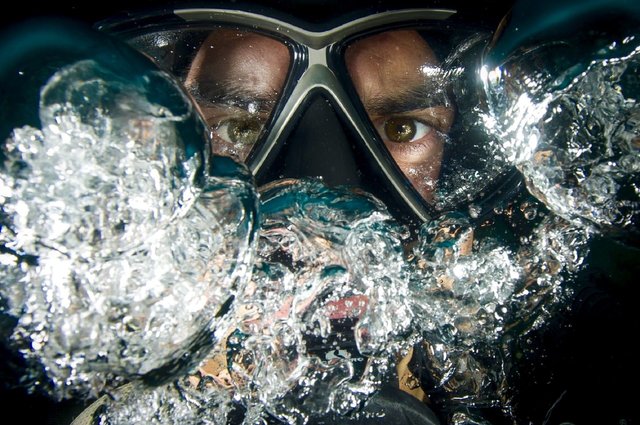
[383,117,430,143]
[217,117,263,146]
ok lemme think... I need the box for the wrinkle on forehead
[345,30,440,105]
[185,29,290,99]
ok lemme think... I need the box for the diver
[92,1,640,422]
[79,2,526,424]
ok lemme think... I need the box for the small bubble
[468,204,481,219]
[520,202,538,220]
[523,206,537,220]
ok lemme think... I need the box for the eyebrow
[185,78,279,112]
[362,84,451,116]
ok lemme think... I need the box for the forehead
[345,30,438,66]
[188,29,290,72]
[344,30,440,99]
[184,29,291,94]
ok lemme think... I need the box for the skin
[185,28,454,203]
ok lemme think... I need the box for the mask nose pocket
[254,95,361,186]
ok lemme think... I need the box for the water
[1,23,638,425]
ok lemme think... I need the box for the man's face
[185,29,454,203]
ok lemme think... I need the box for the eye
[215,117,263,146]
[382,117,431,143]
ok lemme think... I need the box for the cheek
[387,135,444,203]
[404,158,443,203]
[210,136,253,163]
[385,131,444,166]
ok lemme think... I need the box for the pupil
[384,117,416,143]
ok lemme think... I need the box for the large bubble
[0,25,258,399]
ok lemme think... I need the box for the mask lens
[345,27,514,213]
[124,28,292,163]
[345,30,453,204]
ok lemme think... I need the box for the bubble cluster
[211,179,415,423]
[482,31,640,236]
[0,59,257,399]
